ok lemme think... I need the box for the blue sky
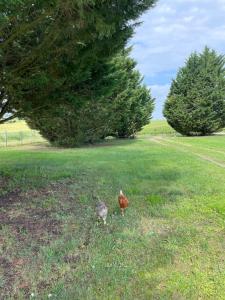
[131,0,225,119]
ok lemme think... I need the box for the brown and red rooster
[118,190,129,216]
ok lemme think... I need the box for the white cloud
[218,0,225,10]
[131,0,225,118]
[183,16,194,23]
[150,84,170,99]
[156,4,176,14]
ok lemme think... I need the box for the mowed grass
[0,123,225,299]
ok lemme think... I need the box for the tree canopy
[0,0,157,123]
[26,49,154,146]
[163,47,225,136]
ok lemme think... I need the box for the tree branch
[0,100,9,117]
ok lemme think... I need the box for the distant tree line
[0,0,156,146]
[164,47,225,136]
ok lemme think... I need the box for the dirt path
[149,136,225,169]
[158,136,225,156]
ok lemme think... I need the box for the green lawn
[0,123,225,299]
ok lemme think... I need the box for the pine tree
[26,49,154,146]
[107,50,154,138]
[164,47,225,136]
[0,0,157,123]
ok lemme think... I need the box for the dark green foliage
[0,0,157,123]
[164,47,225,136]
[26,50,154,146]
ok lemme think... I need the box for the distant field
[139,120,225,136]
[0,120,45,147]
[0,120,30,132]
[138,119,177,136]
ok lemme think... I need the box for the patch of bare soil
[0,175,11,192]
[0,189,21,207]
[0,179,84,298]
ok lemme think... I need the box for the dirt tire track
[158,136,225,156]
[149,136,225,169]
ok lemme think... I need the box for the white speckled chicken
[96,202,108,225]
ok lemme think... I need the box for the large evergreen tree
[26,49,154,146]
[0,0,156,123]
[106,50,154,138]
[164,47,225,136]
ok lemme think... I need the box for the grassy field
[0,120,45,147]
[138,120,177,136]
[0,120,31,132]
[0,121,225,299]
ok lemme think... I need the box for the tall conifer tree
[0,0,157,123]
[164,47,225,136]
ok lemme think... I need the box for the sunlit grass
[0,134,225,299]
[138,120,176,136]
[0,120,45,147]
[0,120,30,132]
